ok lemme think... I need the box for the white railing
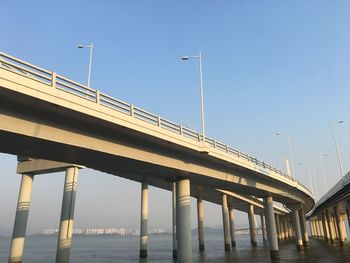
[0,52,312,196]
[312,172,350,211]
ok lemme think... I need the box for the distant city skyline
[1,1,350,237]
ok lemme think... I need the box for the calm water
[1,233,350,262]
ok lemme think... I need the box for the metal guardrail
[0,52,312,196]
[312,172,350,210]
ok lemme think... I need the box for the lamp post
[276,132,296,180]
[320,154,328,193]
[181,52,205,142]
[298,162,315,197]
[77,42,93,88]
[332,121,344,178]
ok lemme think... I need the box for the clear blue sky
[1,1,350,235]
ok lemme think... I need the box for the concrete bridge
[307,172,350,246]
[0,52,314,262]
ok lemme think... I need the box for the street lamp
[181,52,205,142]
[77,42,93,88]
[276,132,296,180]
[332,121,344,178]
[319,154,328,193]
[298,162,315,198]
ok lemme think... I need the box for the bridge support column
[248,204,257,246]
[299,207,309,246]
[197,196,205,251]
[9,173,34,263]
[275,214,281,241]
[334,206,346,246]
[260,213,267,242]
[176,178,192,263]
[221,194,231,251]
[322,212,330,242]
[264,196,279,260]
[56,166,79,263]
[319,218,325,238]
[284,221,290,239]
[140,182,149,257]
[346,200,350,231]
[326,210,335,243]
[280,219,285,240]
[292,208,303,251]
[229,206,236,246]
[172,182,177,259]
[309,220,315,238]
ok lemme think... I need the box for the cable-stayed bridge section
[0,52,314,263]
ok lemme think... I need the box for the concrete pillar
[197,196,205,251]
[332,213,339,239]
[248,205,257,246]
[326,210,335,243]
[319,219,325,238]
[346,200,350,230]
[56,166,79,263]
[284,221,289,239]
[280,220,285,240]
[264,196,279,260]
[9,174,34,263]
[342,220,347,240]
[322,212,330,242]
[229,206,236,246]
[275,214,281,241]
[176,178,192,263]
[298,207,309,245]
[309,221,314,237]
[139,182,148,257]
[334,206,346,245]
[292,209,303,250]
[172,182,177,259]
[260,213,267,242]
[221,194,231,251]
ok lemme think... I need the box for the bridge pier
[284,220,290,239]
[260,213,267,242]
[292,208,303,250]
[275,214,281,242]
[197,196,205,251]
[9,173,34,263]
[326,210,335,243]
[229,205,236,246]
[334,206,346,246]
[248,204,257,246]
[56,166,79,263]
[299,207,309,246]
[176,178,192,263]
[264,196,279,260]
[322,212,330,242]
[280,219,285,240]
[221,194,231,251]
[139,182,149,257]
[172,182,177,259]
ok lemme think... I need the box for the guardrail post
[95,90,100,104]
[51,72,56,88]
[130,104,134,117]
[179,125,183,135]
[157,116,161,127]
[225,145,229,153]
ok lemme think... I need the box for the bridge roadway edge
[0,65,314,213]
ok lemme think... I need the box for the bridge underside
[0,84,312,211]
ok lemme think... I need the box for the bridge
[0,52,314,262]
[307,172,350,245]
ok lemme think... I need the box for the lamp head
[77,45,84,48]
[181,56,190,60]
[338,120,344,124]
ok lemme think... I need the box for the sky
[1,1,350,235]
